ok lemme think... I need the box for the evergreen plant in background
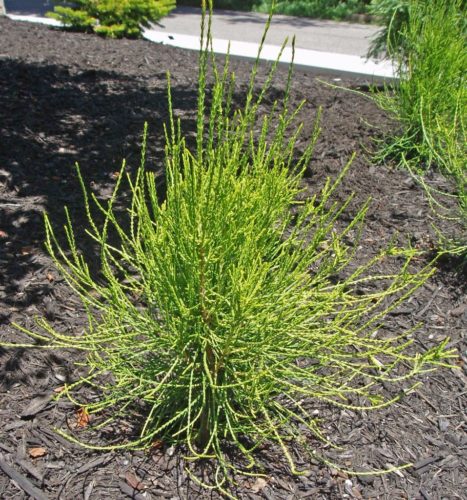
[47,0,176,38]
[177,0,262,10]
[255,0,369,20]
[2,1,455,494]
[373,0,466,256]
[178,0,372,20]
[367,0,410,58]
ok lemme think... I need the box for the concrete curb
[6,13,396,80]
[144,30,395,80]
[8,13,60,25]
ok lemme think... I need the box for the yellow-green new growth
[47,0,176,38]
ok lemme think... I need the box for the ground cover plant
[178,0,260,10]
[0,1,457,496]
[254,0,370,19]
[372,0,466,256]
[179,0,372,20]
[47,0,176,38]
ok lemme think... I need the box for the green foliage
[178,0,370,20]
[255,0,369,20]
[4,3,455,494]
[373,0,466,253]
[177,0,262,10]
[47,0,176,38]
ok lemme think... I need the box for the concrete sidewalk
[4,2,395,79]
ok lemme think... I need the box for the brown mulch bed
[0,17,466,500]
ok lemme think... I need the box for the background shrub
[48,0,176,38]
[178,0,372,20]
[177,0,262,10]
[367,0,410,58]
[255,0,369,19]
[373,0,466,256]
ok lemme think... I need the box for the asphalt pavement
[5,0,53,16]
[3,2,395,79]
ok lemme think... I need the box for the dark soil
[1,17,466,500]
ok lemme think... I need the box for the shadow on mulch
[0,57,200,308]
